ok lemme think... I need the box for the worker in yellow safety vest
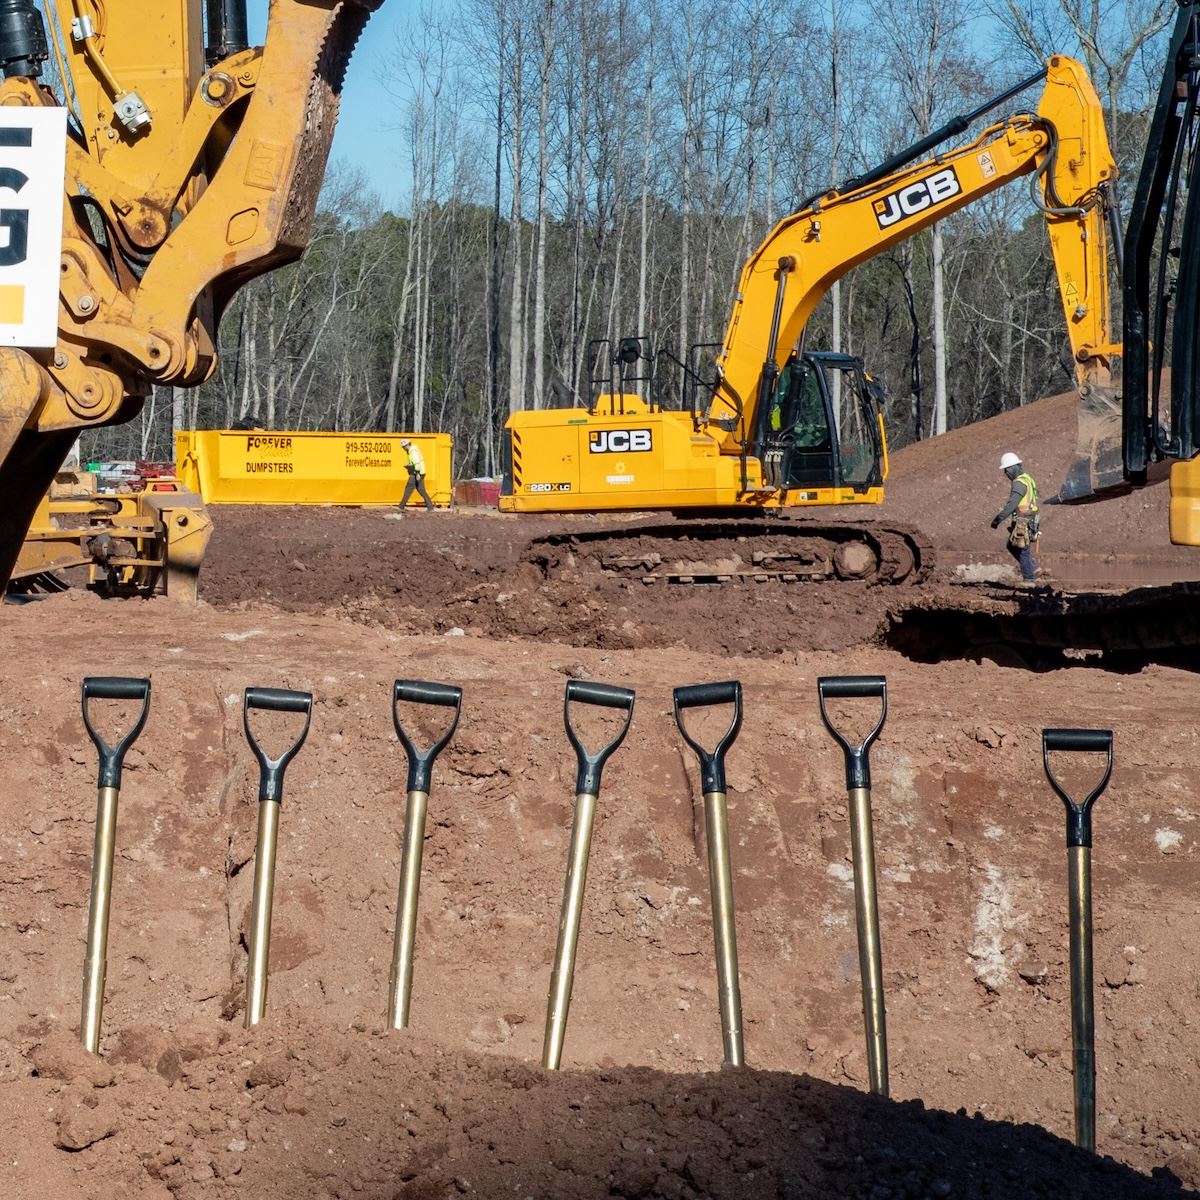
[990,451,1040,582]
[399,439,435,511]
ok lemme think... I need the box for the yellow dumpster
[175,430,453,507]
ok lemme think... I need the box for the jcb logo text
[873,167,961,229]
[589,428,653,454]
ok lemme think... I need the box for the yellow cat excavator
[0,0,382,599]
[502,55,1118,586]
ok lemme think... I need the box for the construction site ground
[4,391,1200,1199]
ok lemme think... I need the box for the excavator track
[525,519,935,587]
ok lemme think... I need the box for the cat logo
[589,428,653,454]
[873,166,962,229]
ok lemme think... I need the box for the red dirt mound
[2,595,1199,1197]
[879,392,1195,579]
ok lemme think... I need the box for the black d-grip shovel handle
[1042,728,1113,847]
[673,681,743,794]
[818,675,888,790]
[81,676,151,789]
[243,687,313,802]
[393,679,463,792]
[563,680,635,795]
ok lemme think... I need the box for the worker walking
[399,439,435,511]
[990,451,1040,582]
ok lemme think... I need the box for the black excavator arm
[1123,0,1200,482]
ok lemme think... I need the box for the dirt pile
[2,1015,1185,1200]
[2,593,1199,1197]
[878,391,1194,577]
[9,395,1200,1197]
[198,506,898,656]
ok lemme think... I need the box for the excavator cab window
[826,359,883,489]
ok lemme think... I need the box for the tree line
[83,0,1174,476]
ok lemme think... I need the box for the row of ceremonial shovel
[79,674,1115,1154]
[78,678,462,1046]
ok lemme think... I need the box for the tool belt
[1008,515,1038,549]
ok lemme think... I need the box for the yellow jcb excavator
[0,0,382,600]
[502,55,1118,586]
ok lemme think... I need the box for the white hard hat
[401,439,412,447]
[999,451,1021,471]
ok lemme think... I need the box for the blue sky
[248,1,411,206]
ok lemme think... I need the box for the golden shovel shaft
[542,791,598,1070]
[245,798,280,1028]
[1068,844,1095,1152]
[81,785,120,1054]
[388,789,429,1029]
[849,785,889,1097]
[703,790,744,1066]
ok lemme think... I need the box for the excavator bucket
[1056,381,1128,503]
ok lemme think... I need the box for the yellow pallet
[176,430,453,507]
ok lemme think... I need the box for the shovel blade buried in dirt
[80,676,152,1054]
[673,680,745,1067]
[817,675,889,1097]
[1042,727,1113,1153]
[388,679,463,1030]
[543,680,635,1070]
[242,686,313,1029]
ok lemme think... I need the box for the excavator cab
[760,352,884,493]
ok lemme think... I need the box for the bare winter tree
[867,0,981,436]
[80,0,1179,472]
[990,0,1174,152]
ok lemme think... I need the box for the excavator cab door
[829,357,885,491]
[772,357,834,487]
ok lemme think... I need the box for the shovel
[242,686,313,1028]
[673,680,745,1066]
[80,676,151,1053]
[387,679,463,1030]
[542,679,635,1069]
[1042,727,1113,1153]
[818,674,889,1096]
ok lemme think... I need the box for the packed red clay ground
[3,392,1199,1199]
[196,390,1198,670]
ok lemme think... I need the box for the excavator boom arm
[710,56,1117,481]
